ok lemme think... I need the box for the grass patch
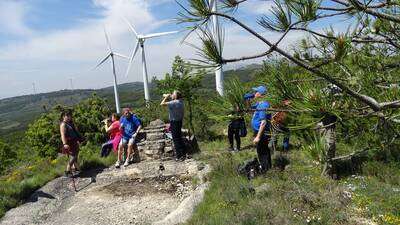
[187,139,400,225]
[0,144,116,218]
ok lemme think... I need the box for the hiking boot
[228,147,234,151]
[64,171,72,178]
[178,156,186,162]
[72,170,80,177]
[115,161,121,168]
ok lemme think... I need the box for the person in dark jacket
[227,108,245,152]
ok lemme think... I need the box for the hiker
[60,110,84,177]
[161,90,186,161]
[116,108,142,168]
[227,107,246,151]
[247,85,272,173]
[101,113,122,157]
[270,99,291,152]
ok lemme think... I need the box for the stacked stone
[137,119,174,160]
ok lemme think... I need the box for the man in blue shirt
[248,85,272,172]
[116,108,142,168]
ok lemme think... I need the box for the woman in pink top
[101,113,122,157]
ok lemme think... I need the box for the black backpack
[238,119,247,137]
[237,157,260,179]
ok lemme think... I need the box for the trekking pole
[71,174,77,192]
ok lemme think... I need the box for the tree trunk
[321,123,336,177]
[188,100,195,136]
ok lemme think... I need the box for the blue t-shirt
[167,99,184,121]
[120,115,142,140]
[251,101,271,132]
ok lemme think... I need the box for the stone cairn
[137,119,174,160]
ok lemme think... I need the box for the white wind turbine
[123,18,179,101]
[210,0,224,96]
[94,27,128,114]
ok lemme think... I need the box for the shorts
[120,137,137,146]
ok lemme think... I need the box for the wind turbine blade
[93,54,111,70]
[125,41,140,78]
[114,53,129,60]
[142,30,180,39]
[103,26,112,52]
[122,17,139,38]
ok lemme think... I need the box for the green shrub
[0,140,16,174]
[25,94,111,158]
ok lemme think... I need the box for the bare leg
[126,144,133,161]
[73,154,79,171]
[118,143,124,162]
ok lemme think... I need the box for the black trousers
[255,132,272,172]
[171,120,186,158]
[101,140,113,157]
[228,124,241,150]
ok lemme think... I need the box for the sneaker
[123,160,129,167]
[228,147,234,151]
[72,170,80,177]
[115,161,121,168]
[178,156,186,162]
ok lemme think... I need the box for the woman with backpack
[227,106,246,152]
[270,99,291,152]
[60,110,84,177]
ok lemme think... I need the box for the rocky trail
[0,159,209,225]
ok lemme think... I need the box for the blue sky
[0,0,345,99]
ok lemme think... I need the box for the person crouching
[101,113,122,157]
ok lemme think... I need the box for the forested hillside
[0,66,259,138]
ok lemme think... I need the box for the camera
[101,118,111,125]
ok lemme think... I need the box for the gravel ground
[0,159,208,225]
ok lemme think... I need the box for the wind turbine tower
[69,78,74,90]
[32,82,37,95]
[93,27,128,114]
[210,0,224,96]
[123,18,179,102]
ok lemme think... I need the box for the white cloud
[0,0,33,36]
[0,0,306,98]
[240,0,275,15]
[0,0,158,61]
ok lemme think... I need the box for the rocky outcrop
[136,119,200,161]
[0,159,210,225]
